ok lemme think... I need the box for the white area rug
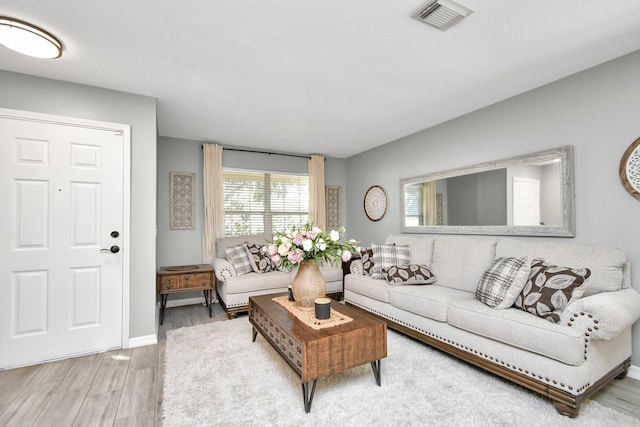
[162,318,639,427]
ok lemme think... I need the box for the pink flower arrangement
[268,222,358,271]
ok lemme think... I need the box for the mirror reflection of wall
[400,146,574,236]
[405,163,562,228]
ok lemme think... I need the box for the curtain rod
[202,145,311,160]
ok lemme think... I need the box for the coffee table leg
[252,327,258,342]
[301,379,318,413]
[371,360,382,386]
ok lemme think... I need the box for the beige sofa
[212,234,343,318]
[345,234,640,417]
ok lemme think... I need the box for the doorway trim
[0,107,131,352]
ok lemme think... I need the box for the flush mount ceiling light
[411,0,473,31]
[0,16,62,59]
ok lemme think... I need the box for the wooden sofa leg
[553,401,579,418]
[226,312,238,320]
[615,368,629,380]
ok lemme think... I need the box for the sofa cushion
[384,235,436,268]
[515,259,591,323]
[476,257,531,309]
[344,274,391,303]
[447,299,586,366]
[225,244,253,276]
[496,239,625,297]
[359,247,375,276]
[245,243,277,273]
[390,285,475,322]
[371,243,411,280]
[217,233,271,259]
[224,271,292,294]
[318,264,343,282]
[382,264,437,285]
[431,236,497,292]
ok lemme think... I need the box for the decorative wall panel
[170,171,196,230]
[325,185,341,230]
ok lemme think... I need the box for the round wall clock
[620,137,640,201]
[364,185,388,221]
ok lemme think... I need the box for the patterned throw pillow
[359,247,375,276]
[381,264,437,285]
[245,243,277,273]
[225,244,253,276]
[371,243,411,280]
[514,259,591,323]
[476,257,531,309]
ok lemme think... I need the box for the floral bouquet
[267,222,358,271]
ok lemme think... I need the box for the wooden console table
[157,264,215,325]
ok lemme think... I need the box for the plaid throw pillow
[245,243,277,273]
[225,244,253,276]
[476,257,531,309]
[371,243,411,280]
[514,259,591,323]
[382,264,437,285]
[359,247,375,276]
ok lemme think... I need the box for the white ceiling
[2,1,640,158]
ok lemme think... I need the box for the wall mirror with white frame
[400,146,575,237]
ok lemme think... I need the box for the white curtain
[422,181,437,225]
[202,143,225,262]
[308,154,326,229]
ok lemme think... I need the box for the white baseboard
[628,364,640,381]
[128,334,158,348]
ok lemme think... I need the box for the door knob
[101,245,120,254]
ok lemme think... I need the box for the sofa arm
[349,259,364,275]
[212,258,236,281]
[560,287,640,341]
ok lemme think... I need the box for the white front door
[0,111,127,368]
[513,177,540,226]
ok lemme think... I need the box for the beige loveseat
[212,234,343,318]
[345,234,640,417]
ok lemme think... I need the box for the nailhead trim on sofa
[346,299,591,394]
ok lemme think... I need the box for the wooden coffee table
[249,294,387,412]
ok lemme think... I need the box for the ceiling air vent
[411,0,473,31]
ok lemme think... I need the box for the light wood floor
[0,302,639,426]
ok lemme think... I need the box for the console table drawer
[179,272,211,289]
[159,275,179,291]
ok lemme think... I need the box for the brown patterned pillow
[245,243,277,273]
[514,258,591,323]
[381,264,437,285]
[359,247,375,276]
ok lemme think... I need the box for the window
[223,169,309,236]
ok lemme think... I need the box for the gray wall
[0,70,158,340]
[344,50,640,365]
[156,137,348,300]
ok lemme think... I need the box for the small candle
[314,297,331,320]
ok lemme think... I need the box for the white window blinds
[222,169,309,236]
